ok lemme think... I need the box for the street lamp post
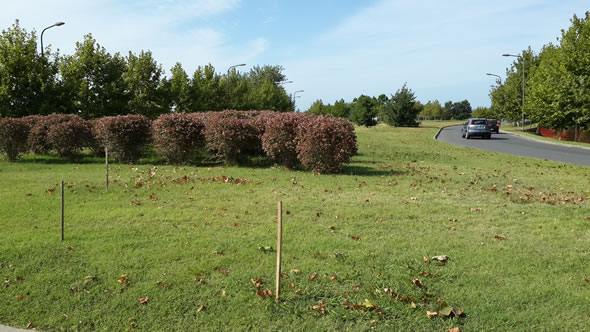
[226,63,246,107]
[502,53,525,131]
[486,73,502,85]
[293,90,304,111]
[40,21,65,56]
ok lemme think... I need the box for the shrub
[261,112,305,168]
[28,114,82,154]
[152,113,205,164]
[296,115,357,173]
[47,118,94,160]
[94,115,151,163]
[0,118,30,161]
[202,110,260,164]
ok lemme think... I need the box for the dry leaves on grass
[312,301,326,315]
[494,234,506,240]
[138,297,149,304]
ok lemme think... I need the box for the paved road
[436,125,590,167]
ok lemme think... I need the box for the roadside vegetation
[1,122,588,331]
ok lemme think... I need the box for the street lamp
[40,21,65,56]
[486,73,502,84]
[226,63,246,106]
[293,90,303,111]
[502,53,525,131]
[278,80,293,85]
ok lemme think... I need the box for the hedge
[152,113,205,164]
[0,118,30,161]
[94,115,152,163]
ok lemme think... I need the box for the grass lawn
[1,121,589,331]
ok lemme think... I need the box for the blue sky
[2,0,588,110]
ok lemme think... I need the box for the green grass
[501,123,590,148]
[1,121,589,331]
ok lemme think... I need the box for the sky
[1,0,588,110]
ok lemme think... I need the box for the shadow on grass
[340,164,406,176]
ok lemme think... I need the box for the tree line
[489,12,590,131]
[0,20,294,119]
[306,85,473,127]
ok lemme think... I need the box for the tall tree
[350,94,377,127]
[190,64,224,112]
[306,99,327,115]
[124,50,166,118]
[164,62,191,113]
[60,34,128,118]
[0,20,59,117]
[383,83,420,127]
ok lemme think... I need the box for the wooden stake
[105,146,109,191]
[61,180,64,241]
[275,200,283,303]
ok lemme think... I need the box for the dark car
[461,118,491,139]
[487,119,500,133]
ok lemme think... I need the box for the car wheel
[465,133,469,139]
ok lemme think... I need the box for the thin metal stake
[105,147,109,191]
[61,180,64,241]
[275,201,283,303]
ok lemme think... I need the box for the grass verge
[1,121,589,331]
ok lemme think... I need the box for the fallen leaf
[423,256,430,264]
[330,276,338,281]
[412,279,424,288]
[288,282,295,288]
[584,277,590,283]
[439,301,453,316]
[256,289,272,298]
[470,207,482,212]
[213,251,225,255]
[308,273,318,281]
[15,276,24,281]
[494,234,506,240]
[26,322,34,329]
[447,328,461,332]
[138,296,149,304]
[16,295,24,300]
[350,236,361,241]
[130,322,137,328]
[291,269,301,274]
[426,311,439,319]
[431,255,449,262]
[118,275,127,283]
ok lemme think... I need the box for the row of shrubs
[0,111,357,173]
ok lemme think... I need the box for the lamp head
[55,22,65,26]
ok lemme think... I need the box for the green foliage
[420,100,446,120]
[350,95,377,127]
[525,12,590,130]
[383,83,420,127]
[306,99,327,115]
[164,63,191,113]
[0,20,59,117]
[471,107,493,118]
[124,50,167,118]
[60,34,128,118]
[190,64,225,112]
[447,100,472,120]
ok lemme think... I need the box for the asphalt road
[436,125,590,167]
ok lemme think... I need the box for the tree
[306,99,327,115]
[448,100,472,120]
[472,106,492,118]
[248,79,293,112]
[383,83,420,127]
[421,100,442,119]
[331,99,351,118]
[190,64,224,112]
[124,50,167,118]
[350,94,377,127]
[164,62,191,113]
[60,34,128,118]
[0,20,59,117]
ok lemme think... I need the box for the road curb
[434,125,458,140]
[500,130,590,151]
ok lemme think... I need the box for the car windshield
[472,120,486,125]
